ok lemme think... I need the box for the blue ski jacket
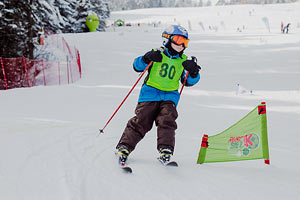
[133,48,200,107]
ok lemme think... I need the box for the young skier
[116,25,201,165]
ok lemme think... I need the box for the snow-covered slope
[1,3,300,200]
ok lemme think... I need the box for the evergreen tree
[56,0,78,33]
[34,0,63,33]
[148,0,161,8]
[0,0,110,58]
[74,0,110,32]
[90,0,110,31]
[0,0,35,58]
[74,0,90,33]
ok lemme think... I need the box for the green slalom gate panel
[197,102,270,164]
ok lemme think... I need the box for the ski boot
[158,148,173,164]
[116,145,130,166]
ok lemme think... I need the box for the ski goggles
[170,35,189,48]
[163,33,189,48]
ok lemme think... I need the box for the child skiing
[116,25,201,166]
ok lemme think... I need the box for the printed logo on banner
[227,133,260,157]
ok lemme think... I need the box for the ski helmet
[162,25,189,47]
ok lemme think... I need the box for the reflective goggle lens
[171,35,189,48]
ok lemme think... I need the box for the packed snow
[1,3,300,200]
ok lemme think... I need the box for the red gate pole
[0,57,8,90]
[76,49,82,78]
[22,56,30,87]
[41,59,46,86]
[66,56,70,84]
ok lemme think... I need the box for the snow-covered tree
[54,0,78,33]
[0,0,36,58]
[109,0,298,10]
[109,0,208,10]
[88,0,110,31]
[0,0,110,58]
[68,0,110,32]
[33,0,63,33]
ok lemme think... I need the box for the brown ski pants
[116,101,178,153]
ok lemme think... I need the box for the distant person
[281,22,284,33]
[115,25,201,166]
[38,28,44,45]
[286,23,291,34]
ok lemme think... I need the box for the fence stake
[58,62,61,85]
[0,57,8,90]
[22,56,30,87]
[62,37,74,59]
[66,56,70,84]
[41,59,46,86]
[69,60,73,83]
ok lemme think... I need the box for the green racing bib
[146,52,187,91]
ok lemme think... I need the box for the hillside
[1,3,300,200]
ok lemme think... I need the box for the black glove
[142,49,163,64]
[182,58,201,78]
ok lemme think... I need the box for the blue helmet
[162,25,189,39]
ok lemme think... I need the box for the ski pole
[99,61,153,134]
[179,71,189,95]
[180,56,198,95]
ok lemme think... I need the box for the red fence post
[41,59,46,86]
[67,56,73,83]
[0,57,8,90]
[62,37,74,59]
[66,57,70,84]
[76,49,82,78]
[22,56,30,87]
[62,36,65,52]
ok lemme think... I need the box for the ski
[120,165,132,173]
[157,157,178,167]
[166,161,178,167]
[118,159,132,173]
[115,151,132,173]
